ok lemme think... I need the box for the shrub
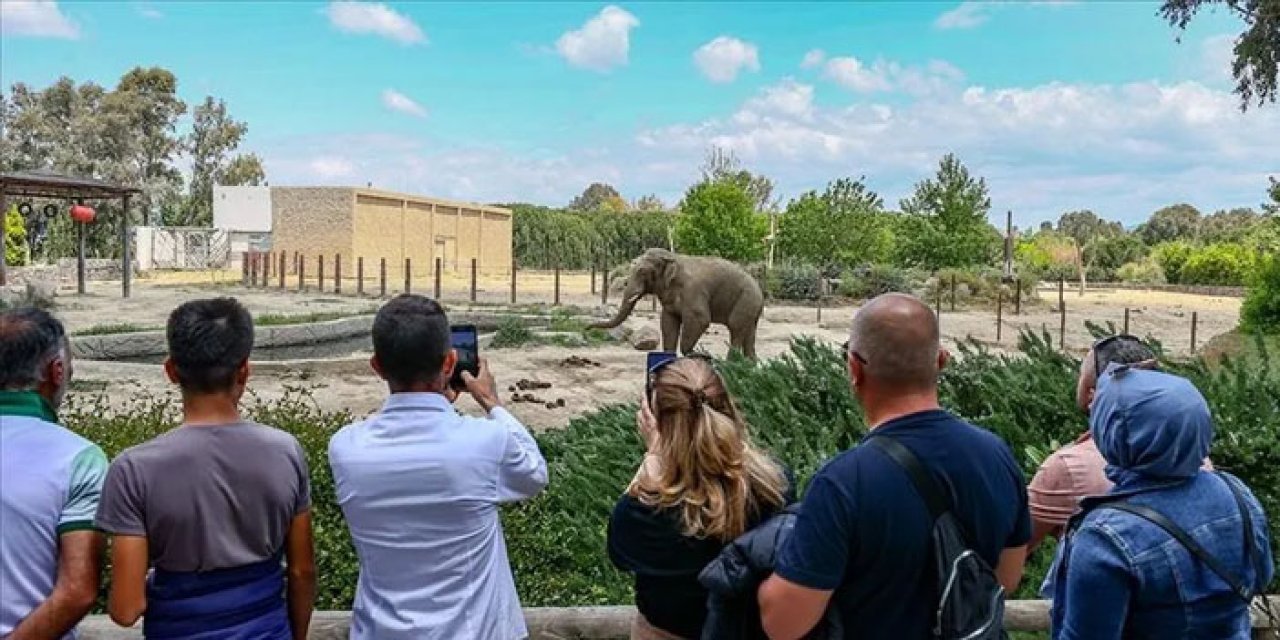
[838,264,923,300]
[763,262,822,300]
[1115,258,1167,285]
[1241,254,1280,334]
[923,267,1036,308]
[1151,240,1195,284]
[489,316,536,348]
[4,205,27,267]
[1180,243,1257,286]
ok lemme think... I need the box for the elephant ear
[659,253,683,294]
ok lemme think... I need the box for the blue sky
[2,1,1277,227]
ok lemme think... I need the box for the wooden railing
[75,598,1280,639]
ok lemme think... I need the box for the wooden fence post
[816,275,824,325]
[246,251,256,286]
[261,250,270,286]
[356,257,364,296]
[950,274,958,312]
[996,288,1004,343]
[433,258,441,299]
[379,258,387,297]
[934,277,943,319]
[405,258,412,295]
[317,255,325,293]
[278,252,286,289]
[510,259,517,304]
[1191,311,1198,353]
[1014,278,1022,315]
[1124,308,1130,334]
[590,259,597,295]
[601,261,609,305]
[334,254,342,294]
[553,262,561,306]
[470,258,478,303]
[297,254,305,292]
[1058,276,1066,352]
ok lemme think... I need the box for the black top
[607,467,795,639]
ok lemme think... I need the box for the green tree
[1139,203,1202,245]
[568,183,627,213]
[1056,209,1124,293]
[1265,176,1280,214]
[1241,253,1280,332]
[1160,0,1280,109]
[1181,242,1259,285]
[1151,240,1197,284]
[181,97,264,226]
[1199,207,1265,243]
[4,205,28,267]
[896,154,999,270]
[777,176,893,268]
[1088,233,1149,280]
[700,147,776,212]
[633,194,666,212]
[675,179,767,261]
[105,67,187,221]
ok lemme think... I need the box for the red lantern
[69,205,95,224]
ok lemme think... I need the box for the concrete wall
[213,186,272,232]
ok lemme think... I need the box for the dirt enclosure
[45,275,1241,431]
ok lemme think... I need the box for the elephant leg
[729,322,757,360]
[660,311,680,352]
[679,316,710,355]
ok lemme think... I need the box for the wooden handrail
[73,598,1280,639]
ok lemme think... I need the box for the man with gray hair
[758,293,1030,639]
[0,307,107,639]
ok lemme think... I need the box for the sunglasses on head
[839,341,869,365]
[646,351,720,399]
[1090,333,1144,376]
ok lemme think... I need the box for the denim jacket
[1049,471,1273,640]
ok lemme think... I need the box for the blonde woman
[607,356,793,640]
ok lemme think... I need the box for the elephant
[590,248,764,359]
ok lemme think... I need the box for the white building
[214,186,273,270]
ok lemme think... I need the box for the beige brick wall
[273,187,511,279]
[271,188,355,268]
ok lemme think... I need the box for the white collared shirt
[328,393,548,640]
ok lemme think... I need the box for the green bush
[1242,254,1280,334]
[838,264,923,300]
[762,262,823,300]
[1179,243,1257,286]
[1151,240,1195,284]
[5,205,27,267]
[64,335,1280,611]
[923,267,1036,308]
[1115,258,1167,285]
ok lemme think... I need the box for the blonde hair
[630,357,788,542]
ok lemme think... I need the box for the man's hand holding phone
[459,358,502,414]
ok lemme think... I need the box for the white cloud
[555,5,639,72]
[935,2,989,30]
[325,1,425,45]
[824,57,964,96]
[0,0,79,39]
[800,49,826,69]
[136,2,163,19]
[1199,33,1236,82]
[381,89,428,118]
[693,36,761,83]
[309,157,356,180]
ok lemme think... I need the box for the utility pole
[1002,210,1015,282]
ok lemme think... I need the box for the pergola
[0,170,141,297]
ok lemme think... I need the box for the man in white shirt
[329,294,548,640]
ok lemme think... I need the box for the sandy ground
[54,276,1242,431]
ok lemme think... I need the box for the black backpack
[866,436,1007,640]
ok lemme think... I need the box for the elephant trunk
[589,293,643,329]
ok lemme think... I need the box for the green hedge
[65,334,1279,611]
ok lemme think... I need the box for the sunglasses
[1090,334,1146,376]
[839,341,869,365]
[646,351,720,399]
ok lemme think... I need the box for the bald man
[758,293,1030,640]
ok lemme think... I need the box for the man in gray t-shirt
[94,298,316,640]
[96,422,310,571]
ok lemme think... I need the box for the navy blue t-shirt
[775,409,1030,640]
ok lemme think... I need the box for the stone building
[270,187,513,277]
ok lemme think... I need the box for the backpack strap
[865,436,950,522]
[1096,498,1255,602]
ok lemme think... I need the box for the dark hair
[372,294,449,387]
[1093,335,1156,375]
[166,297,254,393]
[0,307,66,389]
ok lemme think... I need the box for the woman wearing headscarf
[607,356,793,640]
[1050,364,1273,639]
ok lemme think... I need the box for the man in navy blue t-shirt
[758,293,1031,639]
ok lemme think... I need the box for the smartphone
[646,351,678,398]
[450,324,480,391]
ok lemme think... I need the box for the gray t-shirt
[96,422,311,572]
